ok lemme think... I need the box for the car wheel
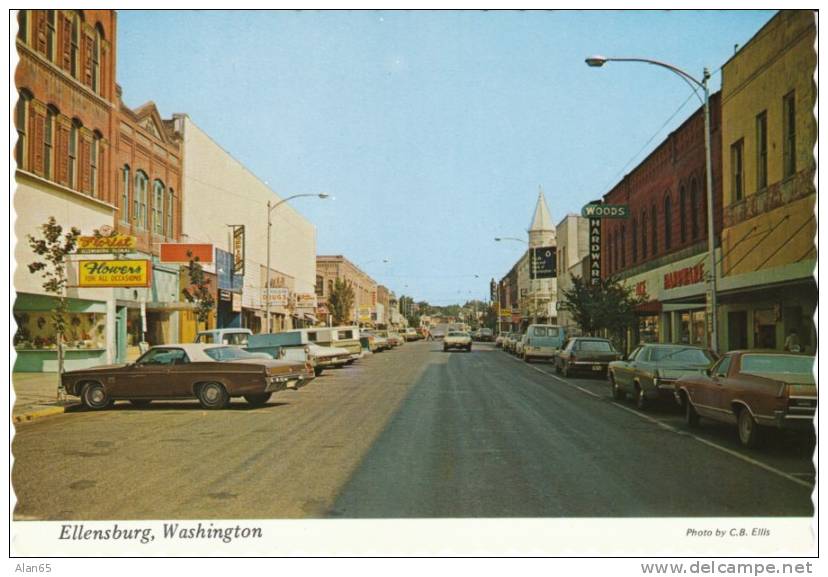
[609,374,625,400]
[314,367,324,376]
[635,384,648,410]
[81,382,111,410]
[129,399,152,408]
[685,395,700,427]
[555,361,561,374]
[562,363,570,378]
[244,393,272,407]
[524,354,531,363]
[197,382,230,410]
[737,407,762,448]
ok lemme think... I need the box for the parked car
[403,328,420,341]
[608,343,716,409]
[195,328,252,346]
[555,337,621,376]
[61,344,315,410]
[675,351,816,447]
[244,332,351,376]
[495,334,505,348]
[443,331,472,352]
[514,333,526,357]
[363,331,390,351]
[477,328,494,342]
[430,325,448,340]
[503,332,518,353]
[520,324,567,363]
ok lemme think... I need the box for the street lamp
[495,236,540,325]
[585,55,718,354]
[265,193,329,333]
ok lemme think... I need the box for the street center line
[501,350,813,490]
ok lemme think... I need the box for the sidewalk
[11,372,80,423]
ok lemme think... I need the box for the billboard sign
[78,259,151,287]
[530,246,557,279]
[160,243,213,264]
[262,287,289,307]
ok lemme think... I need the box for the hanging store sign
[76,234,137,254]
[581,204,630,219]
[359,306,373,323]
[232,292,242,313]
[588,213,602,286]
[78,259,151,287]
[294,293,318,309]
[530,246,557,279]
[262,287,289,306]
[232,226,245,276]
[160,243,213,264]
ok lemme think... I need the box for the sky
[116,9,776,304]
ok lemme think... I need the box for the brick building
[601,93,723,350]
[315,256,378,326]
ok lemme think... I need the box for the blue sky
[116,9,775,304]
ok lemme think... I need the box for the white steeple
[528,186,555,248]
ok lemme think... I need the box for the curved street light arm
[600,57,707,104]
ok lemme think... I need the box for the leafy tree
[181,250,215,333]
[560,275,646,349]
[27,217,81,399]
[328,278,355,326]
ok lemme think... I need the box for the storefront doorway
[728,311,748,350]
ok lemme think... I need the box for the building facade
[601,92,723,352]
[718,10,817,353]
[316,256,378,326]
[555,213,589,335]
[175,115,318,339]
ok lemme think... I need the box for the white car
[443,331,472,352]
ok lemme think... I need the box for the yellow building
[719,10,816,353]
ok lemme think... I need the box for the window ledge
[15,169,117,212]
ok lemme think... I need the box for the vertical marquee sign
[232,225,245,276]
[586,203,602,286]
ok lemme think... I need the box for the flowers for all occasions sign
[78,260,151,287]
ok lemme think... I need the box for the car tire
[635,384,648,410]
[524,354,531,363]
[555,361,562,374]
[737,407,762,448]
[244,393,272,407]
[562,363,570,378]
[314,367,324,376]
[129,399,152,408]
[610,374,625,400]
[81,382,111,410]
[197,382,230,410]
[685,396,700,427]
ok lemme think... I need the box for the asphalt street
[12,341,815,520]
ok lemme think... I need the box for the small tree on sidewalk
[560,275,646,349]
[181,250,215,333]
[27,217,81,400]
[328,278,355,326]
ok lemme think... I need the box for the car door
[117,348,189,399]
[616,346,643,391]
[703,354,735,423]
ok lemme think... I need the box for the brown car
[61,344,316,411]
[675,351,816,447]
[556,337,622,378]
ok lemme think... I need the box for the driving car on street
[443,331,472,352]
[555,337,621,376]
[607,343,716,410]
[61,344,316,411]
[675,351,816,448]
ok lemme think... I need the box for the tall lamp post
[265,193,329,333]
[585,55,718,354]
[495,236,539,325]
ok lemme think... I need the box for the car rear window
[741,354,814,375]
[448,332,468,337]
[204,346,259,362]
[650,347,713,364]
[338,330,353,339]
[577,340,613,351]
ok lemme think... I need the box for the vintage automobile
[403,328,420,341]
[675,351,816,447]
[607,343,716,409]
[555,337,621,376]
[495,334,505,348]
[520,324,567,363]
[502,332,518,353]
[477,328,494,342]
[61,344,315,411]
[443,331,472,352]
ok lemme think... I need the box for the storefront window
[679,312,691,344]
[692,311,706,346]
[638,315,659,343]
[754,308,778,349]
[13,311,106,350]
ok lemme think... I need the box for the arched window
[44,105,58,180]
[135,171,148,230]
[679,185,686,243]
[651,204,657,256]
[68,118,80,189]
[664,193,672,251]
[166,188,175,237]
[690,178,699,240]
[15,90,31,169]
[90,130,101,197]
[121,165,130,223]
[153,179,165,234]
[641,210,648,259]
[631,218,638,262]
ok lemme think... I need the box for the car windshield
[650,347,713,364]
[578,340,613,351]
[741,354,814,375]
[204,346,261,362]
[448,332,468,337]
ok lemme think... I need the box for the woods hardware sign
[78,260,151,287]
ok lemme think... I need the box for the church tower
[528,187,555,248]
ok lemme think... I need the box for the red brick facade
[601,92,723,278]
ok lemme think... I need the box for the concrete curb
[12,404,79,424]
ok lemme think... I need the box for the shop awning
[636,300,662,314]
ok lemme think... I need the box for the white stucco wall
[177,116,317,303]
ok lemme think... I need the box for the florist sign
[78,260,151,287]
[76,234,137,254]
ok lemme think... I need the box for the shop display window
[13,311,106,350]
[639,315,659,343]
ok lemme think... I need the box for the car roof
[149,343,232,362]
